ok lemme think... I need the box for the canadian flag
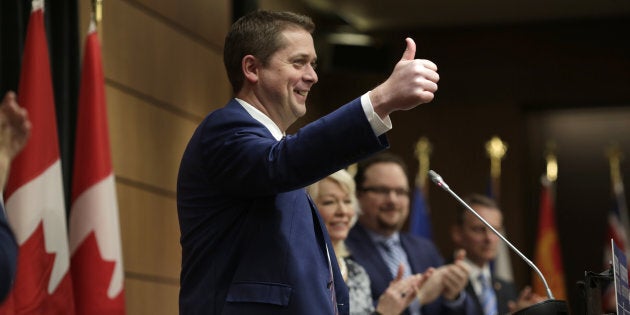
[0,1,76,314]
[69,20,126,314]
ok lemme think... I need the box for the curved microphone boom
[428,170,554,299]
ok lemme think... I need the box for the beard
[376,211,405,233]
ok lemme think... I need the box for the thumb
[454,249,466,261]
[394,263,405,281]
[400,37,416,61]
[2,91,16,104]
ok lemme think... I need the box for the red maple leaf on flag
[0,222,74,314]
[71,232,125,314]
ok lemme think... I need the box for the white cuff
[361,92,392,137]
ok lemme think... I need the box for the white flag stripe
[70,173,124,298]
[5,159,70,293]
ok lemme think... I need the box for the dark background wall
[294,17,630,312]
[3,0,628,311]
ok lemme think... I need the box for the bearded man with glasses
[346,152,475,315]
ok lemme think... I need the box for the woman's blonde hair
[307,169,360,258]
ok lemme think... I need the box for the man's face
[356,162,410,236]
[256,28,318,130]
[453,205,503,267]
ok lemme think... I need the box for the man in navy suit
[346,152,472,315]
[177,10,440,315]
[450,194,543,315]
[0,203,15,302]
[0,91,31,302]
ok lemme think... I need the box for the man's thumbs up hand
[370,37,439,119]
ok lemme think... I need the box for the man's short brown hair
[223,10,315,94]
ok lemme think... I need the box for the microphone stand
[429,170,569,315]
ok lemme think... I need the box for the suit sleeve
[0,203,17,302]
[191,98,388,196]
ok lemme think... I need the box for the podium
[577,240,630,315]
[578,269,614,315]
[514,300,569,315]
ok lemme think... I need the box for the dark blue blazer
[464,275,517,315]
[177,98,388,314]
[1,203,17,302]
[346,224,471,315]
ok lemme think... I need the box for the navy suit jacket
[465,275,517,315]
[177,98,388,314]
[1,203,17,302]
[346,224,471,315]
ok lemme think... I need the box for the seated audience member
[450,194,545,315]
[346,152,473,315]
[309,169,442,315]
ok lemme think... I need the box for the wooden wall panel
[106,85,198,192]
[125,278,179,315]
[73,0,231,312]
[259,0,310,12]
[134,0,230,47]
[117,183,181,280]
[102,0,230,118]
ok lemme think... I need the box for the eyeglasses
[359,186,410,198]
[466,225,504,235]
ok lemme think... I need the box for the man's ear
[242,55,259,84]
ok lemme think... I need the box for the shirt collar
[463,257,491,280]
[235,98,285,141]
[463,258,492,294]
[366,229,401,246]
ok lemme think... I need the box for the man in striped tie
[450,194,544,315]
[347,152,473,315]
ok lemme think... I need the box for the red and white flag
[603,163,630,312]
[0,1,76,313]
[69,20,126,314]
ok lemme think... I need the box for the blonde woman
[308,170,438,315]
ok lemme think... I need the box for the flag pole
[485,135,507,201]
[545,141,558,182]
[91,0,103,25]
[408,137,433,239]
[544,141,558,198]
[409,137,433,239]
[607,144,623,189]
[90,0,103,42]
[485,135,513,282]
[414,137,432,192]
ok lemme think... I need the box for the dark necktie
[380,238,408,278]
[380,239,421,315]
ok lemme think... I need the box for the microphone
[429,170,568,315]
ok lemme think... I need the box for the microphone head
[428,170,440,183]
[428,170,449,190]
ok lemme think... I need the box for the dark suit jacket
[465,275,517,315]
[346,223,470,315]
[177,98,388,314]
[1,203,17,302]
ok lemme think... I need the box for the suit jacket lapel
[351,225,393,289]
[306,194,349,313]
[466,283,484,315]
